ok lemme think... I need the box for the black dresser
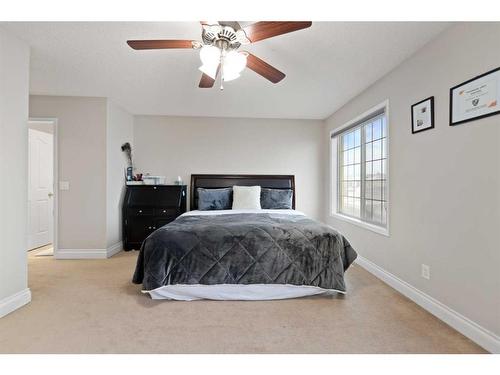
[122,185,187,251]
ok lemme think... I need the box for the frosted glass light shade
[199,45,221,79]
[223,51,247,82]
[200,45,221,66]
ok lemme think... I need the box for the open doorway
[27,119,58,257]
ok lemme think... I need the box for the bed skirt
[143,284,345,301]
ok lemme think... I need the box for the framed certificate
[411,96,434,134]
[450,67,500,126]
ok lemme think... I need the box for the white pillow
[232,185,262,210]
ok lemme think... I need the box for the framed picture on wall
[411,96,434,134]
[450,67,500,126]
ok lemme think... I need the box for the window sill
[329,212,390,237]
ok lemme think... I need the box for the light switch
[59,181,70,191]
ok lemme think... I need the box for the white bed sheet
[181,208,305,217]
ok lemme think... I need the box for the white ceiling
[2,22,450,119]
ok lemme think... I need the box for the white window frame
[330,100,390,236]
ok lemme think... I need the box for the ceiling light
[198,45,221,79]
[223,51,247,82]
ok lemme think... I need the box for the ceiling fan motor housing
[202,25,242,50]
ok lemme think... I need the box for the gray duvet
[133,212,357,292]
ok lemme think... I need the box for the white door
[28,129,54,250]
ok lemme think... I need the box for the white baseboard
[56,243,123,259]
[56,248,108,259]
[106,241,123,258]
[355,255,500,354]
[0,288,31,318]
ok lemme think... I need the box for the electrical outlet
[421,264,430,280]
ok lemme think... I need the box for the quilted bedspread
[133,213,357,292]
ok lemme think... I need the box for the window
[331,104,389,233]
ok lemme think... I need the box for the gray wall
[0,28,30,305]
[133,115,325,219]
[106,101,134,248]
[29,95,108,250]
[324,23,500,337]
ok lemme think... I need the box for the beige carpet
[0,251,486,354]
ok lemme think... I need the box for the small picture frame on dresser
[411,96,435,134]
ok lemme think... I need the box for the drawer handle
[153,227,156,230]
[139,210,142,213]
[163,210,166,213]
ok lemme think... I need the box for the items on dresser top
[122,185,187,251]
[142,175,167,185]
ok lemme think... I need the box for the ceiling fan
[127,21,312,90]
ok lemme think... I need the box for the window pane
[381,159,387,180]
[373,139,382,160]
[372,119,382,140]
[382,117,387,138]
[365,123,373,142]
[353,198,361,217]
[372,160,382,179]
[341,196,349,214]
[354,181,361,197]
[354,129,361,147]
[382,138,387,158]
[354,164,360,180]
[365,143,372,161]
[365,199,373,220]
[354,147,361,164]
[365,180,372,200]
[372,201,382,223]
[373,180,383,201]
[342,133,350,150]
[365,161,372,180]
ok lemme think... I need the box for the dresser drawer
[155,208,177,217]
[129,208,154,216]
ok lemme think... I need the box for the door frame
[28,118,59,258]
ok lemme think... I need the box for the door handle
[48,192,54,198]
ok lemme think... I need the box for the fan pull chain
[220,54,225,91]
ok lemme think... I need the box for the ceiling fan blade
[245,53,285,84]
[127,40,195,50]
[199,73,216,88]
[199,64,221,88]
[243,21,312,43]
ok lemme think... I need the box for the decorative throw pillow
[197,187,232,210]
[232,185,261,210]
[260,188,293,209]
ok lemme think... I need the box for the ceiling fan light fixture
[199,45,221,67]
[223,51,247,81]
[222,70,241,82]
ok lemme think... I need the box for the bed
[132,174,357,300]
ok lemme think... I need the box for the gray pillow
[197,187,232,210]
[260,188,293,209]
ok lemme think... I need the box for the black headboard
[190,174,295,210]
